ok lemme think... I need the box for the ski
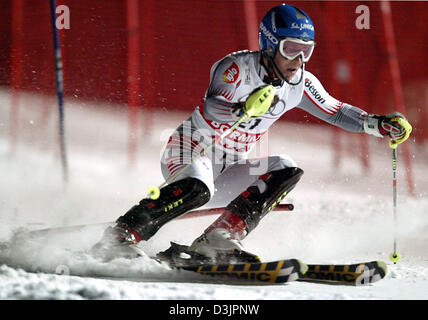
[176,259,308,284]
[298,260,387,285]
[112,242,387,286]
[153,241,306,284]
[169,260,387,285]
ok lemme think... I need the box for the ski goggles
[278,38,315,63]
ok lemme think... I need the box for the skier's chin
[283,68,299,81]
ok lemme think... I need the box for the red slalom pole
[179,203,294,220]
[9,0,24,155]
[24,204,294,236]
[126,0,140,168]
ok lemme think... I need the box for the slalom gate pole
[24,203,294,236]
[50,0,68,183]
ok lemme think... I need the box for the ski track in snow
[0,90,427,300]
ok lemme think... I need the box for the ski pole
[147,85,276,200]
[389,145,401,264]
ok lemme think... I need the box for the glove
[363,112,412,148]
[244,85,277,118]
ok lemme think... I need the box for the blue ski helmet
[259,4,315,53]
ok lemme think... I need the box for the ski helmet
[259,4,315,55]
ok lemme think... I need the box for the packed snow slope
[0,90,427,300]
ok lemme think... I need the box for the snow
[1,89,428,300]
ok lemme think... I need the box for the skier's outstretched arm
[297,71,412,146]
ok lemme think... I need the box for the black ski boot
[166,167,304,266]
[227,167,304,234]
[156,241,260,267]
[90,177,210,260]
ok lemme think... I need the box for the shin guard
[117,177,211,241]
[225,167,303,235]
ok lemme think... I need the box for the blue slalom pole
[50,0,68,183]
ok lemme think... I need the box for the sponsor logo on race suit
[305,78,326,104]
[222,62,240,83]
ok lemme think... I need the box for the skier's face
[273,51,303,81]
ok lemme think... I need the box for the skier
[92,4,412,265]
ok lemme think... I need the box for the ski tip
[376,260,388,278]
[368,260,388,279]
[298,260,388,286]
[354,260,388,286]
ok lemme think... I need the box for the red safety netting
[1,0,427,142]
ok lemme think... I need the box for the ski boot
[90,177,210,260]
[226,167,303,233]
[189,228,261,264]
[158,166,304,266]
[90,224,146,261]
[156,209,261,267]
[156,228,261,268]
